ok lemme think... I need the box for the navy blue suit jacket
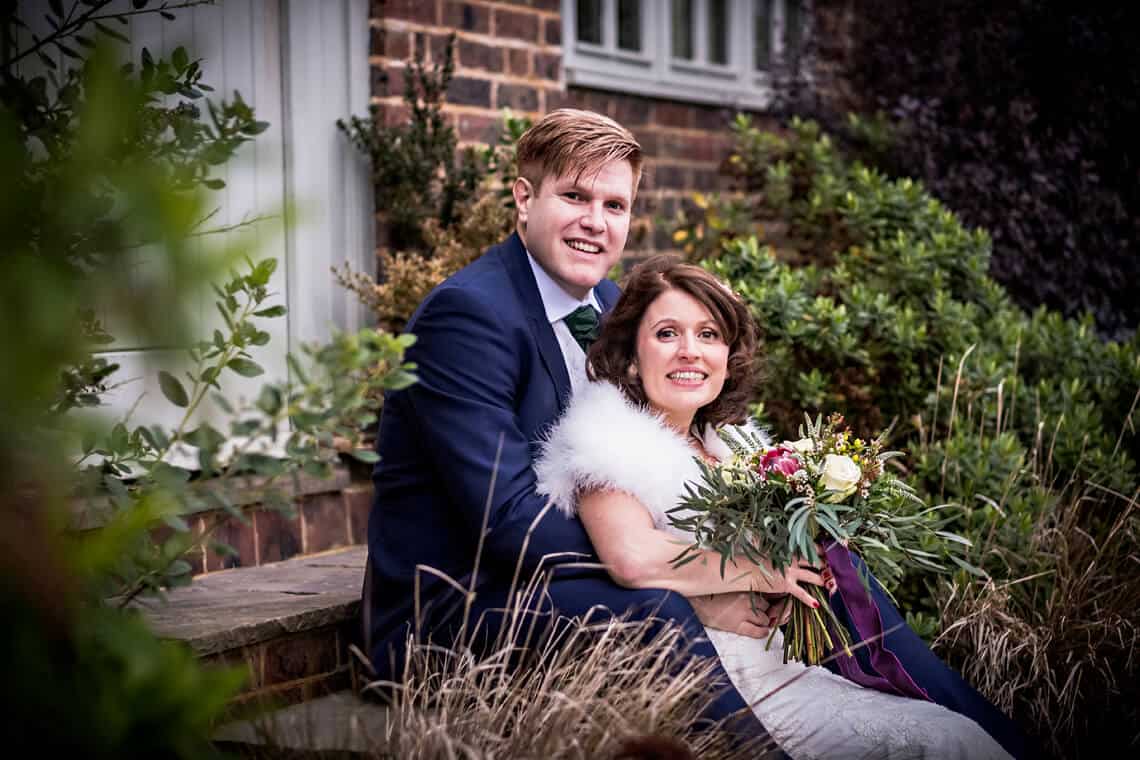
[365,233,621,671]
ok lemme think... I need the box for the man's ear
[513,177,534,227]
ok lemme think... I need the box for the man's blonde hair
[516,108,643,198]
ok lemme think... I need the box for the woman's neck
[659,409,696,438]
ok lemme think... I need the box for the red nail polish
[812,600,820,609]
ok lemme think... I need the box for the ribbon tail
[822,541,932,702]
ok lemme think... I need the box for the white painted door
[17,0,373,465]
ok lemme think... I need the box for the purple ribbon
[821,540,931,701]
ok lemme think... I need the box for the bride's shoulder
[700,418,772,461]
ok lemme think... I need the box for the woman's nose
[678,333,701,358]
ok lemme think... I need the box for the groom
[363,109,783,751]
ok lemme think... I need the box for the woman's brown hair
[587,254,758,431]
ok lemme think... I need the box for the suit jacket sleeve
[401,285,599,575]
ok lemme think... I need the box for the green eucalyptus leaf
[158,371,190,407]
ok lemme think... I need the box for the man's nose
[579,202,605,232]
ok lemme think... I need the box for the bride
[534,255,1028,759]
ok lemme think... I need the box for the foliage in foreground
[1,6,416,755]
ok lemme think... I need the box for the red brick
[459,38,503,73]
[533,51,561,81]
[374,0,438,25]
[253,508,302,564]
[637,130,659,157]
[498,83,539,112]
[494,7,539,43]
[507,48,530,76]
[380,102,411,127]
[693,105,731,131]
[544,88,574,111]
[545,17,561,46]
[443,1,489,33]
[653,164,688,189]
[656,132,715,164]
[376,27,411,61]
[447,75,491,107]
[202,645,262,692]
[415,31,454,63]
[654,101,692,129]
[614,93,652,127]
[691,167,722,190]
[301,492,349,555]
[262,629,340,685]
[372,63,406,98]
[455,110,502,144]
[344,485,373,545]
[205,511,257,572]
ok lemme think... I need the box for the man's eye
[607,201,625,211]
[564,192,582,201]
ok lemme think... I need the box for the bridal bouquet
[668,412,977,666]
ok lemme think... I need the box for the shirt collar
[525,249,601,324]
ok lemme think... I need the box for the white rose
[788,438,815,453]
[820,454,861,501]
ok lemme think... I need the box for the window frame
[561,0,812,110]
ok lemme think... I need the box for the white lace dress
[534,382,1012,760]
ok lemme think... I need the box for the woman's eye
[700,329,721,340]
[656,328,677,339]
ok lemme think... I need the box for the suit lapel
[500,234,573,412]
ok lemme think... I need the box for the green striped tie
[564,305,600,352]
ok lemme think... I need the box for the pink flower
[757,445,803,478]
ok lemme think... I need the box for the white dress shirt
[526,251,602,396]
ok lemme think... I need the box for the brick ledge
[140,545,367,657]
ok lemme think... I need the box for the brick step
[140,546,369,714]
[213,690,390,758]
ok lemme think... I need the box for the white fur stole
[533,381,769,532]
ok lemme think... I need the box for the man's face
[514,159,634,300]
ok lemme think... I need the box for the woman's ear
[513,177,534,229]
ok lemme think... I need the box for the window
[562,0,809,109]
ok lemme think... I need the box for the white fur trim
[533,381,770,530]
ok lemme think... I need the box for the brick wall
[368,0,776,262]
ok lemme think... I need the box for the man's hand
[690,592,791,639]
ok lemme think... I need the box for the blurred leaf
[158,371,189,407]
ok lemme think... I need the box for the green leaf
[172,45,188,70]
[212,392,235,414]
[351,449,380,464]
[254,305,286,318]
[227,358,264,377]
[166,560,193,577]
[163,514,190,532]
[158,371,190,407]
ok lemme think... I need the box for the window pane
[617,0,642,51]
[672,0,693,60]
[577,0,602,44]
[708,0,728,65]
[754,0,772,70]
[784,0,803,68]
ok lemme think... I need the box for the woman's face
[634,288,729,433]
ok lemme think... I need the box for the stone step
[213,690,390,758]
[141,545,369,712]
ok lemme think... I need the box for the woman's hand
[758,558,826,609]
[690,592,778,638]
